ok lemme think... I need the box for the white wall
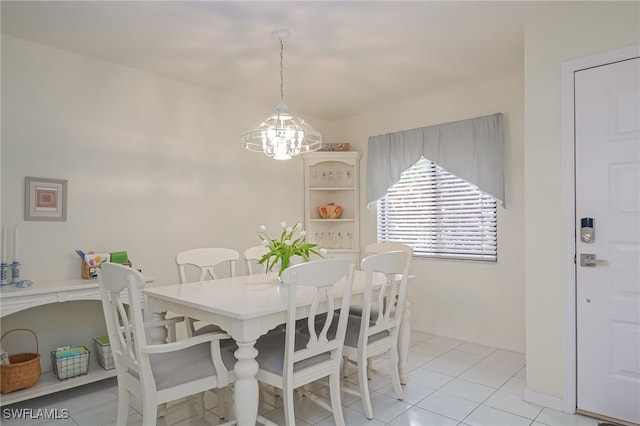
[1,35,333,284]
[338,73,526,351]
[0,35,331,366]
[523,1,639,407]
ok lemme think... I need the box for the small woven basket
[1,328,42,393]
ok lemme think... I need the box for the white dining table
[143,271,411,426]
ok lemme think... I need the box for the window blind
[377,158,497,261]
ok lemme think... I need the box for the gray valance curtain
[367,112,505,207]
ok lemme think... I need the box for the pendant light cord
[279,39,285,103]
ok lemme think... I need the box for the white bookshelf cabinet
[0,276,154,405]
[302,151,362,264]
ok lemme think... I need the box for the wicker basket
[1,329,42,394]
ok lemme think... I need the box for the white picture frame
[25,177,68,221]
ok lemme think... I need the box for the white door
[575,57,640,424]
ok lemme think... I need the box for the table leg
[398,300,411,384]
[233,340,259,426]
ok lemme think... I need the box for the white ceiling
[1,1,558,121]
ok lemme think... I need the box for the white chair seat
[343,314,388,347]
[347,304,380,321]
[150,341,236,390]
[254,331,332,375]
[192,323,224,335]
[192,326,237,355]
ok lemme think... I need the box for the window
[377,157,497,261]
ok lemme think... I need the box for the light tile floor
[1,331,606,426]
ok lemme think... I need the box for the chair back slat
[115,302,136,359]
[370,273,402,333]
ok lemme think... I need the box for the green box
[109,251,129,264]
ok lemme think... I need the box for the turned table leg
[233,340,260,426]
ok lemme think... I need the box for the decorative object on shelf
[0,262,10,286]
[109,251,132,267]
[1,329,41,394]
[76,249,110,279]
[257,222,325,277]
[24,177,67,221]
[240,29,322,160]
[51,345,90,380]
[318,203,343,219]
[10,261,20,285]
[1,225,31,287]
[0,262,7,287]
[1,226,9,286]
[319,143,350,152]
[93,336,115,370]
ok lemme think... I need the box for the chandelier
[241,29,322,160]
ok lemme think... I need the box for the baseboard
[523,389,565,412]
[413,324,526,353]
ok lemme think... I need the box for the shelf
[310,219,355,222]
[0,277,155,404]
[309,187,355,191]
[0,361,116,406]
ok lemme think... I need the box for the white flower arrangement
[257,222,325,276]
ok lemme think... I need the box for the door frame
[561,44,640,414]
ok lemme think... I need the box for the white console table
[0,277,154,406]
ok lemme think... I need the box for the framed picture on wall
[24,177,68,221]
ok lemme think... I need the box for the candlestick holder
[0,262,9,286]
[11,261,20,285]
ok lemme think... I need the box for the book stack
[54,345,87,359]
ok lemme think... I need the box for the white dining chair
[98,262,235,426]
[177,247,239,282]
[342,250,411,419]
[243,245,270,275]
[176,247,240,418]
[359,241,413,335]
[252,258,355,426]
[351,241,413,318]
[176,247,240,337]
